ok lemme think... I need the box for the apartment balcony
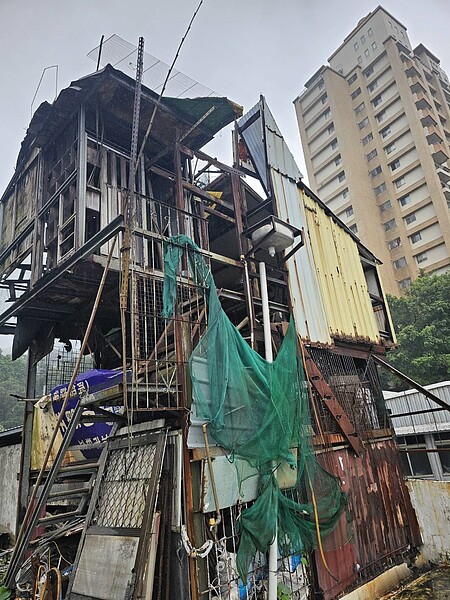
[420,108,437,127]
[435,163,450,182]
[415,92,432,110]
[426,125,443,145]
[404,61,420,79]
[409,77,426,94]
[431,143,449,164]
[441,183,450,203]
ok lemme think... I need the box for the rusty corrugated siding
[314,439,421,599]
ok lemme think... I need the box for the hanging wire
[135,0,206,170]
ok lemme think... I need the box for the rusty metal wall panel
[314,439,421,599]
[302,193,382,345]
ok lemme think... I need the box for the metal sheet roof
[384,381,450,434]
[240,97,383,345]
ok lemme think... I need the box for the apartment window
[355,102,365,115]
[384,218,396,231]
[399,277,412,290]
[410,231,422,243]
[351,87,361,100]
[372,42,377,50]
[364,66,374,78]
[405,213,417,225]
[370,165,382,178]
[358,117,369,129]
[394,256,407,269]
[435,433,450,475]
[321,94,328,104]
[381,125,392,138]
[377,110,386,123]
[324,108,331,120]
[390,159,401,171]
[373,94,382,107]
[335,154,342,166]
[362,132,374,145]
[398,435,433,477]
[327,123,335,134]
[399,194,411,207]
[380,199,392,212]
[416,251,428,264]
[338,171,345,182]
[342,188,349,199]
[364,49,370,58]
[361,35,366,44]
[385,142,396,154]
[366,148,378,161]
[358,56,363,65]
[318,79,324,89]
[388,237,401,249]
[395,176,406,188]
[347,73,357,85]
[345,205,354,217]
[368,80,378,93]
[331,138,338,150]
[375,182,387,195]
[354,41,359,51]
[368,28,373,37]
[349,223,358,234]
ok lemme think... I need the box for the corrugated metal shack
[0,57,420,600]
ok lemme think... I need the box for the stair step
[48,485,90,500]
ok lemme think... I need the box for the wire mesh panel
[308,348,389,436]
[200,504,310,599]
[35,339,93,395]
[130,202,210,411]
[92,442,158,528]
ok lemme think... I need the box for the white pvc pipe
[259,262,277,599]
[259,262,273,363]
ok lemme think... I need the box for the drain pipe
[259,261,277,600]
[202,423,221,530]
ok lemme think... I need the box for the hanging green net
[162,235,347,582]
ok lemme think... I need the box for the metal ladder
[5,396,123,588]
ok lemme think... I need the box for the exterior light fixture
[243,215,303,261]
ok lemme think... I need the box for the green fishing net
[162,235,347,582]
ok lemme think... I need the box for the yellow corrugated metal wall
[302,191,382,343]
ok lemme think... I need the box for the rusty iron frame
[303,347,364,456]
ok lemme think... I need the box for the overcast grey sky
[2,0,450,192]
[1,0,450,350]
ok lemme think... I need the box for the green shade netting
[162,235,347,582]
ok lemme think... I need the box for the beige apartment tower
[294,5,450,295]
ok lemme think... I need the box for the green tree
[0,350,27,429]
[384,272,450,388]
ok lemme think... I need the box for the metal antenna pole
[120,36,144,424]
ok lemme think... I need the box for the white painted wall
[0,442,21,536]
[406,478,450,563]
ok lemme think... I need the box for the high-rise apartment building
[294,6,450,295]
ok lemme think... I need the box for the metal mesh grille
[308,348,389,436]
[201,503,310,599]
[129,197,210,411]
[35,339,93,394]
[92,442,157,528]
[88,34,218,99]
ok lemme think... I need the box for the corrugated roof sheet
[303,192,382,343]
[239,98,385,345]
